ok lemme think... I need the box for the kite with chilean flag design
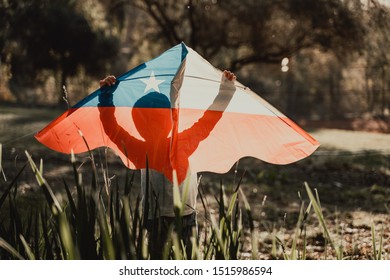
[35,43,320,184]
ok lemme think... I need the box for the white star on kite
[141,71,165,93]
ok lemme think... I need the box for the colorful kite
[35,43,320,183]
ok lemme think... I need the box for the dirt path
[311,128,390,153]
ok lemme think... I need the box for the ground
[1,106,390,259]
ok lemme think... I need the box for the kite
[35,43,320,183]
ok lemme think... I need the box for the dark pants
[146,212,197,259]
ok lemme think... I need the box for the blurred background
[1,0,389,128]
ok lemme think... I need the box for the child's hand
[99,75,116,87]
[223,70,236,82]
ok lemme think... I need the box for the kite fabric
[35,43,320,183]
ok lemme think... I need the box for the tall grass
[0,148,248,260]
[0,147,386,260]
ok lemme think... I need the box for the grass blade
[0,143,6,181]
[25,151,62,213]
[0,163,26,211]
[19,234,35,260]
[304,182,342,260]
[56,209,80,260]
[0,237,25,260]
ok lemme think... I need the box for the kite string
[1,86,69,148]
[1,129,39,146]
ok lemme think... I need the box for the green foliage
[0,148,388,260]
[2,0,390,118]
[305,183,343,259]
[1,0,119,101]
[0,147,249,259]
[132,0,366,67]
[371,223,384,260]
[0,149,242,259]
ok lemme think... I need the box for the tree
[5,0,119,102]
[129,0,366,71]
[364,0,390,116]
